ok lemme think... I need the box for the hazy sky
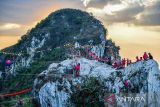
[0,0,160,63]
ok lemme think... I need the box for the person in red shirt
[89,52,92,58]
[117,62,122,69]
[143,52,149,60]
[95,56,99,61]
[121,59,123,67]
[113,62,118,68]
[124,80,129,92]
[97,57,101,61]
[124,80,129,87]
[75,63,80,77]
[122,58,126,68]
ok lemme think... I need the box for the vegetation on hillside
[70,77,105,107]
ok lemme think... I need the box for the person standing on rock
[126,59,130,66]
[124,80,129,93]
[75,63,80,77]
[148,53,153,59]
[129,60,132,64]
[113,62,118,69]
[143,52,149,60]
[121,58,126,68]
[107,56,112,65]
[136,56,140,62]
[140,57,143,61]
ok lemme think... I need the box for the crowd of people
[112,52,153,69]
[109,52,153,93]
[88,51,109,63]
[67,52,153,77]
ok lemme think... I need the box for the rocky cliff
[33,58,160,107]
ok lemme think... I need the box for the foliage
[70,77,105,107]
[0,48,66,106]
[41,48,66,61]
[0,95,35,107]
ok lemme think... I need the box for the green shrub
[70,77,105,107]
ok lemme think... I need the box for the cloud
[86,0,160,26]
[81,0,121,8]
[0,23,21,30]
[135,0,160,26]
[87,2,144,24]
[0,23,28,36]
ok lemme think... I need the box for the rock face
[33,58,160,107]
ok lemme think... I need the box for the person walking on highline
[143,52,149,60]
[75,63,80,77]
